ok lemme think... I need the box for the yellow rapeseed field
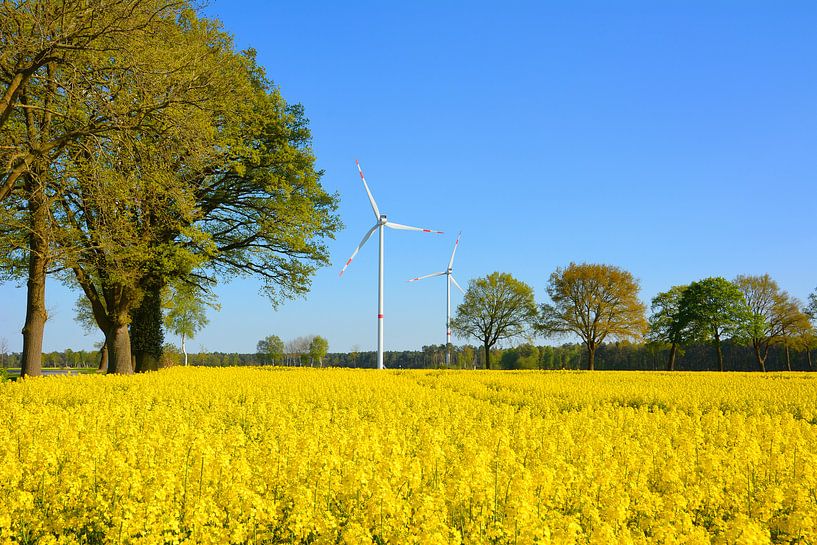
[1,368,816,545]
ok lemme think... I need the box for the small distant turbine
[408,232,465,366]
[340,160,443,370]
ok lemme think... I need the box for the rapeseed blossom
[1,368,815,544]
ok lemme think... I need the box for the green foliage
[500,343,540,370]
[450,272,537,369]
[309,336,329,366]
[191,74,341,306]
[163,282,217,341]
[160,344,182,368]
[807,289,817,322]
[648,285,689,345]
[678,277,750,343]
[130,286,165,360]
[257,335,285,365]
[677,277,751,371]
[539,263,647,370]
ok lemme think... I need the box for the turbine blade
[356,160,380,220]
[339,224,379,277]
[407,271,445,282]
[448,231,462,270]
[385,221,443,234]
[450,275,466,294]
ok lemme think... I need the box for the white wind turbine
[340,160,443,369]
[407,232,465,366]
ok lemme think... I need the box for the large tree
[116,53,340,373]
[450,272,537,370]
[0,1,219,376]
[734,274,814,372]
[54,9,257,374]
[648,285,688,371]
[678,277,750,372]
[0,0,190,199]
[538,263,647,371]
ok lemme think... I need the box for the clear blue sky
[1,1,815,354]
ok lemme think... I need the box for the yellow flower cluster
[1,369,816,544]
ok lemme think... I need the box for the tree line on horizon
[448,265,817,372]
[5,337,812,373]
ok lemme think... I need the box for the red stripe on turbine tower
[378,314,384,319]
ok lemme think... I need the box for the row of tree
[450,265,817,371]
[256,334,329,366]
[0,1,340,376]
[4,339,812,372]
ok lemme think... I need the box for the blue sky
[1,1,815,354]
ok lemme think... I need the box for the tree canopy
[648,285,688,370]
[538,263,647,370]
[677,277,750,371]
[450,272,537,370]
[257,335,285,365]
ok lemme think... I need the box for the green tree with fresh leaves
[648,285,688,371]
[450,272,537,370]
[734,274,814,372]
[500,343,540,370]
[678,277,750,371]
[256,335,284,365]
[163,283,217,366]
[309,336,329,367]
[1,0,200,377]
[538,263,648,371]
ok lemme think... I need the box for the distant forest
[2,341,812,372]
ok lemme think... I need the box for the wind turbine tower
[340,160,443,369]
[408,233,465,366]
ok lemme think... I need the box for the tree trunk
[182,333,188,366]
[106,324,133,374]
[753,341,766,372]
[131,283,163,373]
[807,350,813,371]
[714,331,724,372]
[667,343,677,371]
[97,342,108,372]
[587,347,595,371]
[785,345,792,372]
[20,178,49,378]
[484,343,491,370]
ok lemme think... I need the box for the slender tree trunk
[807,350,813,371]
[106,324,133,374]
[484,342,491,370]
[753,341,766,372]
[585,339,596,371]
[182,333,188,366]
[714,331,724,372]
[667,343,677,371]
[20,178,49,378]
[785,345,792,372]
[97,342,108,372]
